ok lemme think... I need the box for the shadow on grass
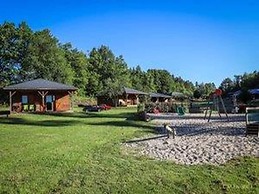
[33,111,136,120]
[124,134,168,143]
[171,121,246,136]
[0,111,154,131]
[149,113,246,123]
[88,120,156,133]
[0,117,78,127]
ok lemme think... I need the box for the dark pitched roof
[3,79,77,91]
[150,92,171,98]
[123,87,148,95]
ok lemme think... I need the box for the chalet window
[21,95,28,104]
[46,95,55,102]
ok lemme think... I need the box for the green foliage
[241,71,259,89]
[193,82,216,99]
[0,22,74,86]
[238,89,252,104]
[220,78,235,93]
[23,29,74,84]
[129,67,195,96]
[61,43,89,95]
[137,103,145,112]
[87,45,131,102]
[147,69,173,93]
[193,89,202,99]
[0,22,32,85]
[220,71,259,94]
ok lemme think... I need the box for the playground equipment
[204,89,229,122]
[245,107,259,137]
[176,106,185,116]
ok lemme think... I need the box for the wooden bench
[245,107,259,137]
[0,110,11,117]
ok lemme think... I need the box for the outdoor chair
[22,104,29,112]
[245,107,259,137]
[29,104,35,112]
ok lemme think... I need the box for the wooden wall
[55,93,71,111]
[11,90,71,112]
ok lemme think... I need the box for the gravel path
[125,113,259,165]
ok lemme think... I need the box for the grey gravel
[124,113,259,165]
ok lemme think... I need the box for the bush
[144,102,157,113]
[137,103,145,113]
[74,95,97,106]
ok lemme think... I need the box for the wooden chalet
[97,87,148,107]
[120,87,148,106]
[3,79,77,112]
[150,92,172,103]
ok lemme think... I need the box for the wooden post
[164,124,175,139]
[68,91,75,111]
[9,91,16,112]
[204,101,210,120]
[136,94,139,104]
[38,91,48,111]
[219,95,229,121]
[125,94,128,106]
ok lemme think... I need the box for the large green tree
[22,29,74,84]
[193,82,216,99]
[61,43,89,95]
[219,77,234,92]
[87,45,131,101]
[147,69,173,94]
[130,65,145,91]
[0,22,33,86]
[241,71,259,89]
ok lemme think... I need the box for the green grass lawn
[0,108,258,193]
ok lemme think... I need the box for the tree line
[219,72,259,93]
[0,22,257,102]
[219,72,259,102]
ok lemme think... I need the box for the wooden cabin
[119,87,148,106]
[150,92,172,103]
[97,87,148,107]
[3,79,77,112]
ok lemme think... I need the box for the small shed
[3,79,77,112]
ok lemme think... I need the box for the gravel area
[124,113,259,165]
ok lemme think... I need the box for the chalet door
[46,95,55,111]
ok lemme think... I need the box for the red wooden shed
[3,79,77,113]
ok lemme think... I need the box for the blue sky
[1,0,258,87]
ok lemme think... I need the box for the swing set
[204,89,229,122]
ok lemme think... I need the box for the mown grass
[0,108,258,193]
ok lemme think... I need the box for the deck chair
[23,104,29,112]
[29,104,35,112]
[176,106,185,116]
[245,107,259,137]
